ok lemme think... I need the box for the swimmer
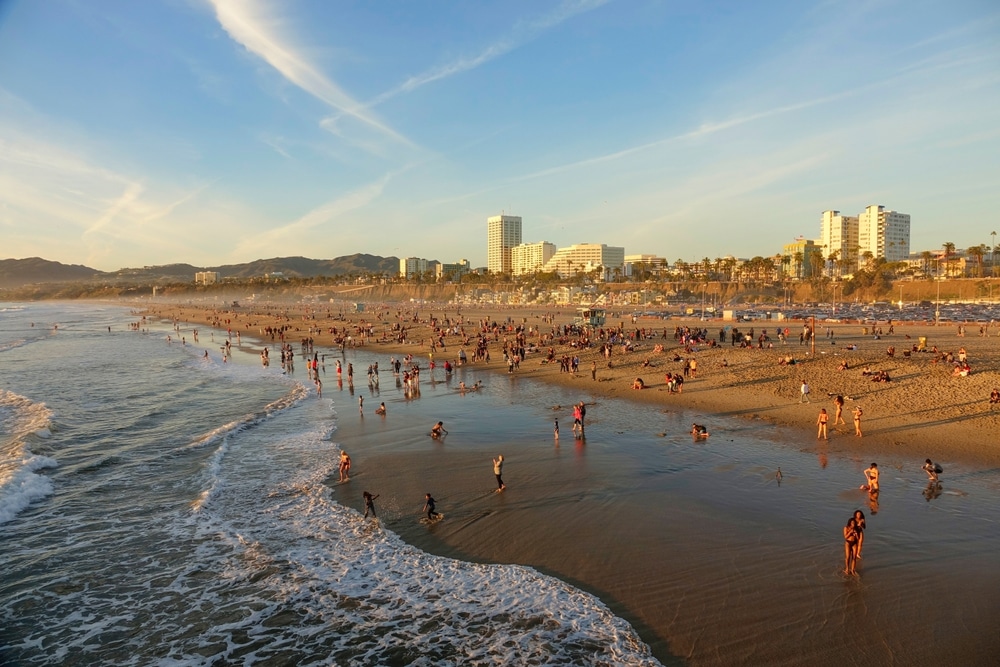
[691,423,709,437]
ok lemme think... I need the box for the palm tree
[827,249,840,278]
[968,244,986,278]
[921,250,933,278]
[633,261,645,282]
[942,242,956,277]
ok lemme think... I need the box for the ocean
[0,302,657,666]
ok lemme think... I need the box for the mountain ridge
[0,254,401,288]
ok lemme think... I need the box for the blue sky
[1,0,998,272]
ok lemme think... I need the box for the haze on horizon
[1,0,998,273]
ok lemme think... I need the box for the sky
[1,0,998,272]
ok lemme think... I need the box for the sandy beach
[144,299,1000,469]
[136,298,1000,665]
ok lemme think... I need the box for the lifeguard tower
[575,306,606,327]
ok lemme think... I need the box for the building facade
[511,241,557,275]
[435,259,471,281]
[858,205,911,262]
[782,238,819,279]
[540,243,626,281]
[487,214,523,275]
[624,254,668,279]
[399,257,429,279]
[819,210,859,274]
[195,271,219,285]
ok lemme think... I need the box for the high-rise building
[487,214,522,275]
[540,243,626,281]
[511,242,556,275]
[399,257,429,279]
[819,210,859,274]
[858,205,911,262]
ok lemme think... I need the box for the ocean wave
[0,389,58,525]
[176,424,659,666]
[0,453,59,525]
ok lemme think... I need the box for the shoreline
[137,299,1000,469]
[127,299,1000,665]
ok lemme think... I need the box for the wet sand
[322,353,1000,666]
[145,301,1000,664]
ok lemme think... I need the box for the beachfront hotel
[399,257,429,279]
[487,214,523,275]
[819,210,859,271]
[194,271,219,285]
[819,206,911,274]
[541,243,626,281]
[511,241,557,276]
[858,204,911,262]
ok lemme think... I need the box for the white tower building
[487,214,522,275]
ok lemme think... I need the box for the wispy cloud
[207,0,412,148]
[399,0,610,97]
[326,0,611,126]
[232,172,393,258]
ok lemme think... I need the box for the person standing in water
[493,454,506,491]
[423,493,440,520]
[843,510,866,575]
[362,491,379,519]
[339,451,351,482]
[862,462,879,491]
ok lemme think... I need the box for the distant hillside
[0,254,401,288]
[0,257,106,288]
[208,254,398,279]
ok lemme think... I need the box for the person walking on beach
[339,450,352,482]
[572,403,583,434]
[362,491,379,519]
[423,493,440,521]
[862,463,879,492]
[358,395,364,414]
[554,418,559,440]
[493,454,506,491]
[816,408,829,440]
[800,380,811,403]
[853,405,864,437]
